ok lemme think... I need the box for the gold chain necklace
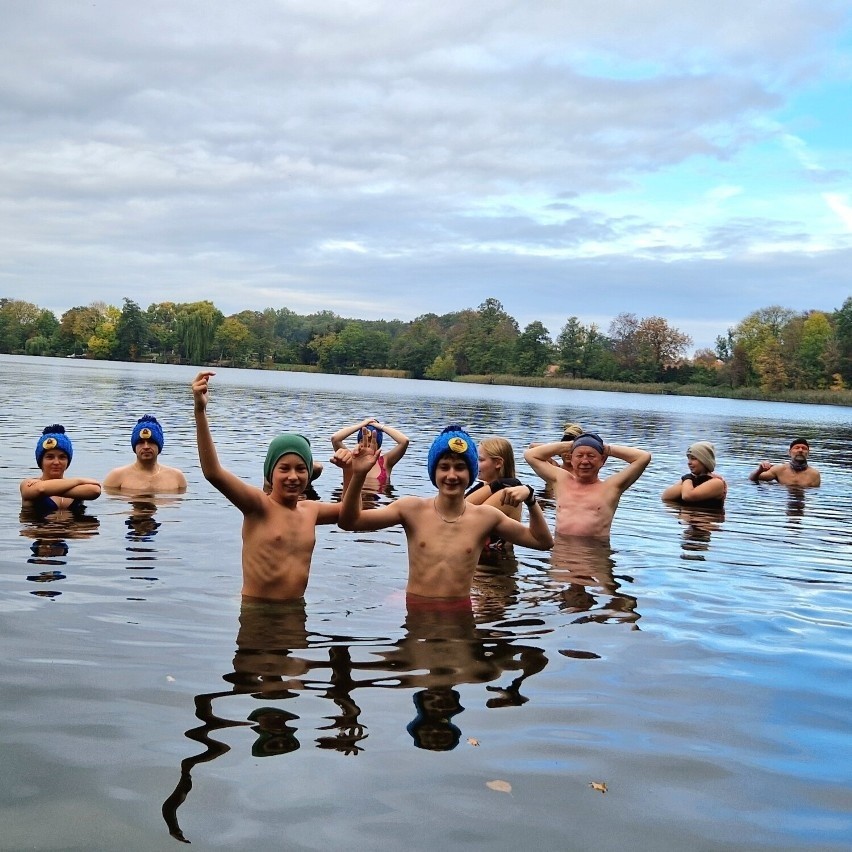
[433,497,466,524]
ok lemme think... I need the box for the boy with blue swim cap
[338,424,553,604]
[103,415,187,492]
[191,371,354,602]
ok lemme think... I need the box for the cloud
[1,1,851,355]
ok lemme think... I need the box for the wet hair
[478,437,516,480]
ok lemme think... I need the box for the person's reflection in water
[381,597,549,750]
[549,534,640,628]
[124,498,161,544]
[786,486,807,525]
[671,504,725,562]
[162,599,367,843]
[19,509,100,596]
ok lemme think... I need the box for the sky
[1,1,851,354]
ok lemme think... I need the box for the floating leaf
[589,781,607,794]
[486,780,512,794]
[467,737,480,747]
[166,675,176,683]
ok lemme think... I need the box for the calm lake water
[1,354,850,851]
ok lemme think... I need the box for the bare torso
[103,463,187,492]
[240,498,321,600]
[554,475,622,539]
[770,464,821,487]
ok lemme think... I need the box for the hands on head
[331,429,379,473]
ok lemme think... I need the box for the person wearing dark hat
[103,415,188,492]
[337,425,553,603]
[524,432,651,539]
[749,438,821,487]
[191,371,352,601]
[20,424,102,514]
[661,441,727,508]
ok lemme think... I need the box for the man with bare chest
[525,433,651,539]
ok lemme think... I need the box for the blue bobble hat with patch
[132,414,164,452]
[427,425,478,486]
[35,424,73,468]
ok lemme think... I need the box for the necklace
[433,497,466,524]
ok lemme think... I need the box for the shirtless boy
[192,371,347,601]
[524,432,651,539]
[103,415,187,492]
[337,426,553,602]
[749,438,821,487]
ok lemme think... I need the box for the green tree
[0,299,43,352]
[114,298,149,361]
[425,354,456,381]
[174,301,223,365]
[389,315,443,378]
[795,311,834,388]
[514,321,553,376]
[832,297,852,384]
[450,298,519,375]
[214,317,252,364]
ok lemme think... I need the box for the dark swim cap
[789,438,809,449]
[571,432,605,455]
[355,423,384,449]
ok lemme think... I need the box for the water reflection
[162,597,549,841]
[786,486,807,525]
[548,535,640,627]
[19,509,100,597]
[668,505,725,562]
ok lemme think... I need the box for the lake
[0,355,850,851]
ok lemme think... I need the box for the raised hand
[192,371,216,410]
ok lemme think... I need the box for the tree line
[1,294,850,391]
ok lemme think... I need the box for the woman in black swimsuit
[20,424,101,515]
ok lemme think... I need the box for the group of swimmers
[21,370,821,607]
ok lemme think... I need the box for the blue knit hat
[427,425,478,486]
[131,415,164,452]
[35,424,73,468]
[355,423,384,448]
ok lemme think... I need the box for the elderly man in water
[525,432,651,539]
[749,438,821,487]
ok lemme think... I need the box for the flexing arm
[603,445,652,493]
[491,497,553,551]
[192,371,261,513]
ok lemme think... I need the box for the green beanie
[264,433,313,484]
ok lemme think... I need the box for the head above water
[571,432,605,456]
[789,438,810,450]
[427,425,478,486]
[355,423,384,449]
[687,441,716,472]
[131,414,164,453]
[561,422,584,442]
[35,424,73,468]
[478,436,516,479]
[264,433,313,485]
